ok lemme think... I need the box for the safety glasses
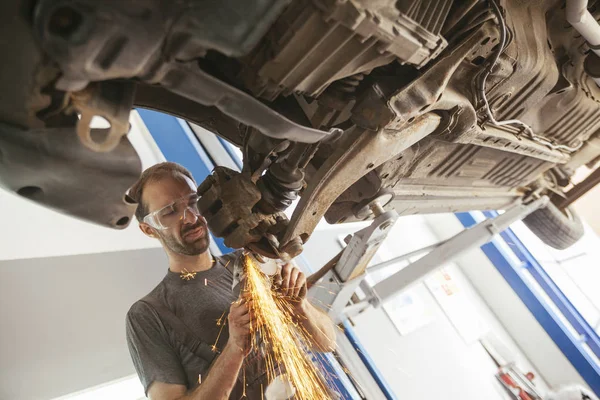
[143,193,201,230]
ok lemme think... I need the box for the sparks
[212,313,227,353]
[216,310,227,326]
[242,368,247,398]
[242,254,334,400]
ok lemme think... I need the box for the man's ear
[139,223,157,238]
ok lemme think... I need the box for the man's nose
[182,207,198,224]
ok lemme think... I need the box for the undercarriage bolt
[369,201,385,217]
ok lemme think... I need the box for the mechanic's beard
[161,221,210,256]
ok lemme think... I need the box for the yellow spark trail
[242,254,333,400]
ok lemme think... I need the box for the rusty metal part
[153,62,335,144]
[134,83,245,147]
[279,237,303,260]
[306,250,343,288]
[197,167,264,248]
[239,0,448,100]
[256,142,315,214]
[565,132,600,171]
[34,0,334,144]
[0,122,140,228]
[387,27,489,128]
[33,0,291,90]
[70,81,135,152]
[352,189,394,220]
[322,171,383,224]
[4,0,600,245]
[555,166,600,209]
[282,113,441,245]
[197,167,303,258]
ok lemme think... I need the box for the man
[125,162,336,400]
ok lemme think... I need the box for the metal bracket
[371,196,549,304]
[333,196,550,320]
[308,202,399,321]
[335,209,399,282]
[70,81,136,152]
[155,63,336,144]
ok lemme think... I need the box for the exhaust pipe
[567,0,600,85]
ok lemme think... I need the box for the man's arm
[148,297,253,400]
[280,263,337,352]
[294,298,337,352]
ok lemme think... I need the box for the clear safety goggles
[143,193,201,230]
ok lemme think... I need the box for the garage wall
[302,215,554,399]
[425,214,587,389]
[0,248,167,400]
[573,184,600,237]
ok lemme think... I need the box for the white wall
[303,215,551,400]
[426,213,587,389]
[0,248,168,400]
[0,111,164,262]
[573,185,600,237]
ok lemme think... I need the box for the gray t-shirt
[126,251,264,398]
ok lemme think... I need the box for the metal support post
[555,166,600,209]
[369,196,549,306]
[308,201,399,320]
[366,242,443,274]
[307,200,400,400]
[335,206,398,282]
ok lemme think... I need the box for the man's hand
[148,295,253,400]
[278,263,307,302]
[275,262,336,352]
[227,295,253,356]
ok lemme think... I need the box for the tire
[522,202,584,250]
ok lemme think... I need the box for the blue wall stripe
[483,211,600,360]
[456,212,600,395]
[342,320,398,400]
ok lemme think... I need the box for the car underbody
[2,0,600,258]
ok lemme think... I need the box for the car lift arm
[309,196,549,321]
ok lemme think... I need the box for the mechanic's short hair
[128,162,196,222]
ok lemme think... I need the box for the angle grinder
[231,252,281,290]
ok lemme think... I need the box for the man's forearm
[179,343,244,400]
[295,300,337,352]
